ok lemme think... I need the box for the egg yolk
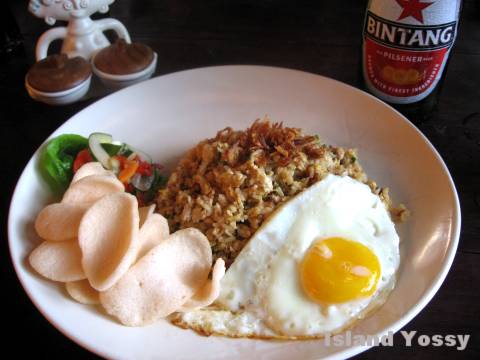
[300,237,380,304]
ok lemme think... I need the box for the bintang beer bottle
[361,0,462,122]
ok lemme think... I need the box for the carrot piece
[118,160,139,184]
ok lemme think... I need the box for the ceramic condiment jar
[92,39,157,89]
[25,54,92,105]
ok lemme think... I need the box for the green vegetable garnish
[38,134,88,196]
[38,132,167,206]
[101,143,125,157]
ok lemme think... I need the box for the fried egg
[171,174,400,338]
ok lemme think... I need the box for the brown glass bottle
[360,0,462,124]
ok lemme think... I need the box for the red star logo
[395,0,434,23]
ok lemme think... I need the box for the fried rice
[156,119,408,266]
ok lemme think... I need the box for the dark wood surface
[2,0,479,359]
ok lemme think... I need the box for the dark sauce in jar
[26,54,91,92]
[94,39,154,75]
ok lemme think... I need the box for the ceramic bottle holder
[25,0,157,105]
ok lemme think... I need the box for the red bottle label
[362,0,460,104]
[364,38,448,98]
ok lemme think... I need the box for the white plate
[8,66,460,359]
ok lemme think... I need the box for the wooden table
[2,0,478,358]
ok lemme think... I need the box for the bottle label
[363,0,461,104]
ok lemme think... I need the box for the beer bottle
[361,0,462,123]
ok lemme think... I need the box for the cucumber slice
[131,173,155,191]
[127,145,152,163]
[89,133,113,169]
[101,143,123,156]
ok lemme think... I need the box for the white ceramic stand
[28,0,131,61]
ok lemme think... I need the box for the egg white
[172,174,400,338]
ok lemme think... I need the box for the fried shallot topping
[215,119,321,166]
